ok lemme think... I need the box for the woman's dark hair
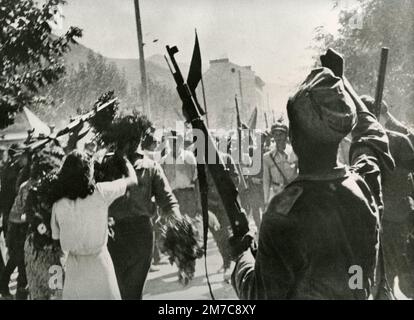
[55,150,95,201]
[141,126,157,151]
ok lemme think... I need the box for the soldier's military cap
[271,121,289,134]
[288,67,357,144]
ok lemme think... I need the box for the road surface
[144,235,238,300]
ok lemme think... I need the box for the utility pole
[238,70,244,110]
[267,92,270,112]
[133,0,150,118]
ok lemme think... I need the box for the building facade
[198,58,265,130]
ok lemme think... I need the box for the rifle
[408,173,414,200]
[25,98,118,152]
[165,45,249,238]
[374,48,389,120]
[235,95,242,161]
[234,96,248,191]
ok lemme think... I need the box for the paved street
[1,228,240,300]
[144,236,238,300]
[143,232,411,300]
[2,225,411,300]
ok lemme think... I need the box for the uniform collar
[294,166,349,182]
[271,147,288,159]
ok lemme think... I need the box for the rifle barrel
[374,47,389,118]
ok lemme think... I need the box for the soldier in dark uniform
[230,68,394,299]
[361,95,414,298]
[0,145,30,299]
[0,145,29,238]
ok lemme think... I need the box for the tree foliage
[36,52,129,123]
[0,0,82,129]
[314,0,414,122]
[147,79,182,128]
[35,50,181,129]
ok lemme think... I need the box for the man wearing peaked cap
[262,119,298,208]
[270,121,288,134]
[231,65,395,300]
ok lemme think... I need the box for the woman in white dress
[50,150,137,300]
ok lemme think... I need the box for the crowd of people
[1,63,414,300]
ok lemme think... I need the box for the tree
[313,0,414,122]
[34,50,180,128]
[35,52,129,123]
[147,78,182,128]
[126,78,181,128]
[0,0,82,129]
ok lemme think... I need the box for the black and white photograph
[1,0,414,307]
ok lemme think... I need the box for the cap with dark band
[271,121,289,134]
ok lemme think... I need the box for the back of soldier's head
[287,67,357,158]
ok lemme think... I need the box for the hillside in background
[5,41,289,132]
[0,42,181,133]
[63,43,185,90]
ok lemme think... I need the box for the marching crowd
[0,63,414,300]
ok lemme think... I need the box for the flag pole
[200,75,209,127]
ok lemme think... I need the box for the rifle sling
[197,162,215,300]
[270,152,289,186]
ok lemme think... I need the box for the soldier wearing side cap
[230,67,395,300]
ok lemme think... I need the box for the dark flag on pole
[187,31,201,96]
[187,31,205,116]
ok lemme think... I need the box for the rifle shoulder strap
[197,163,215,300]
[270,152,289,186]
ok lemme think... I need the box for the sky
[57,0,347,87]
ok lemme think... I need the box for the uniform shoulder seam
[265,184,303,217]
